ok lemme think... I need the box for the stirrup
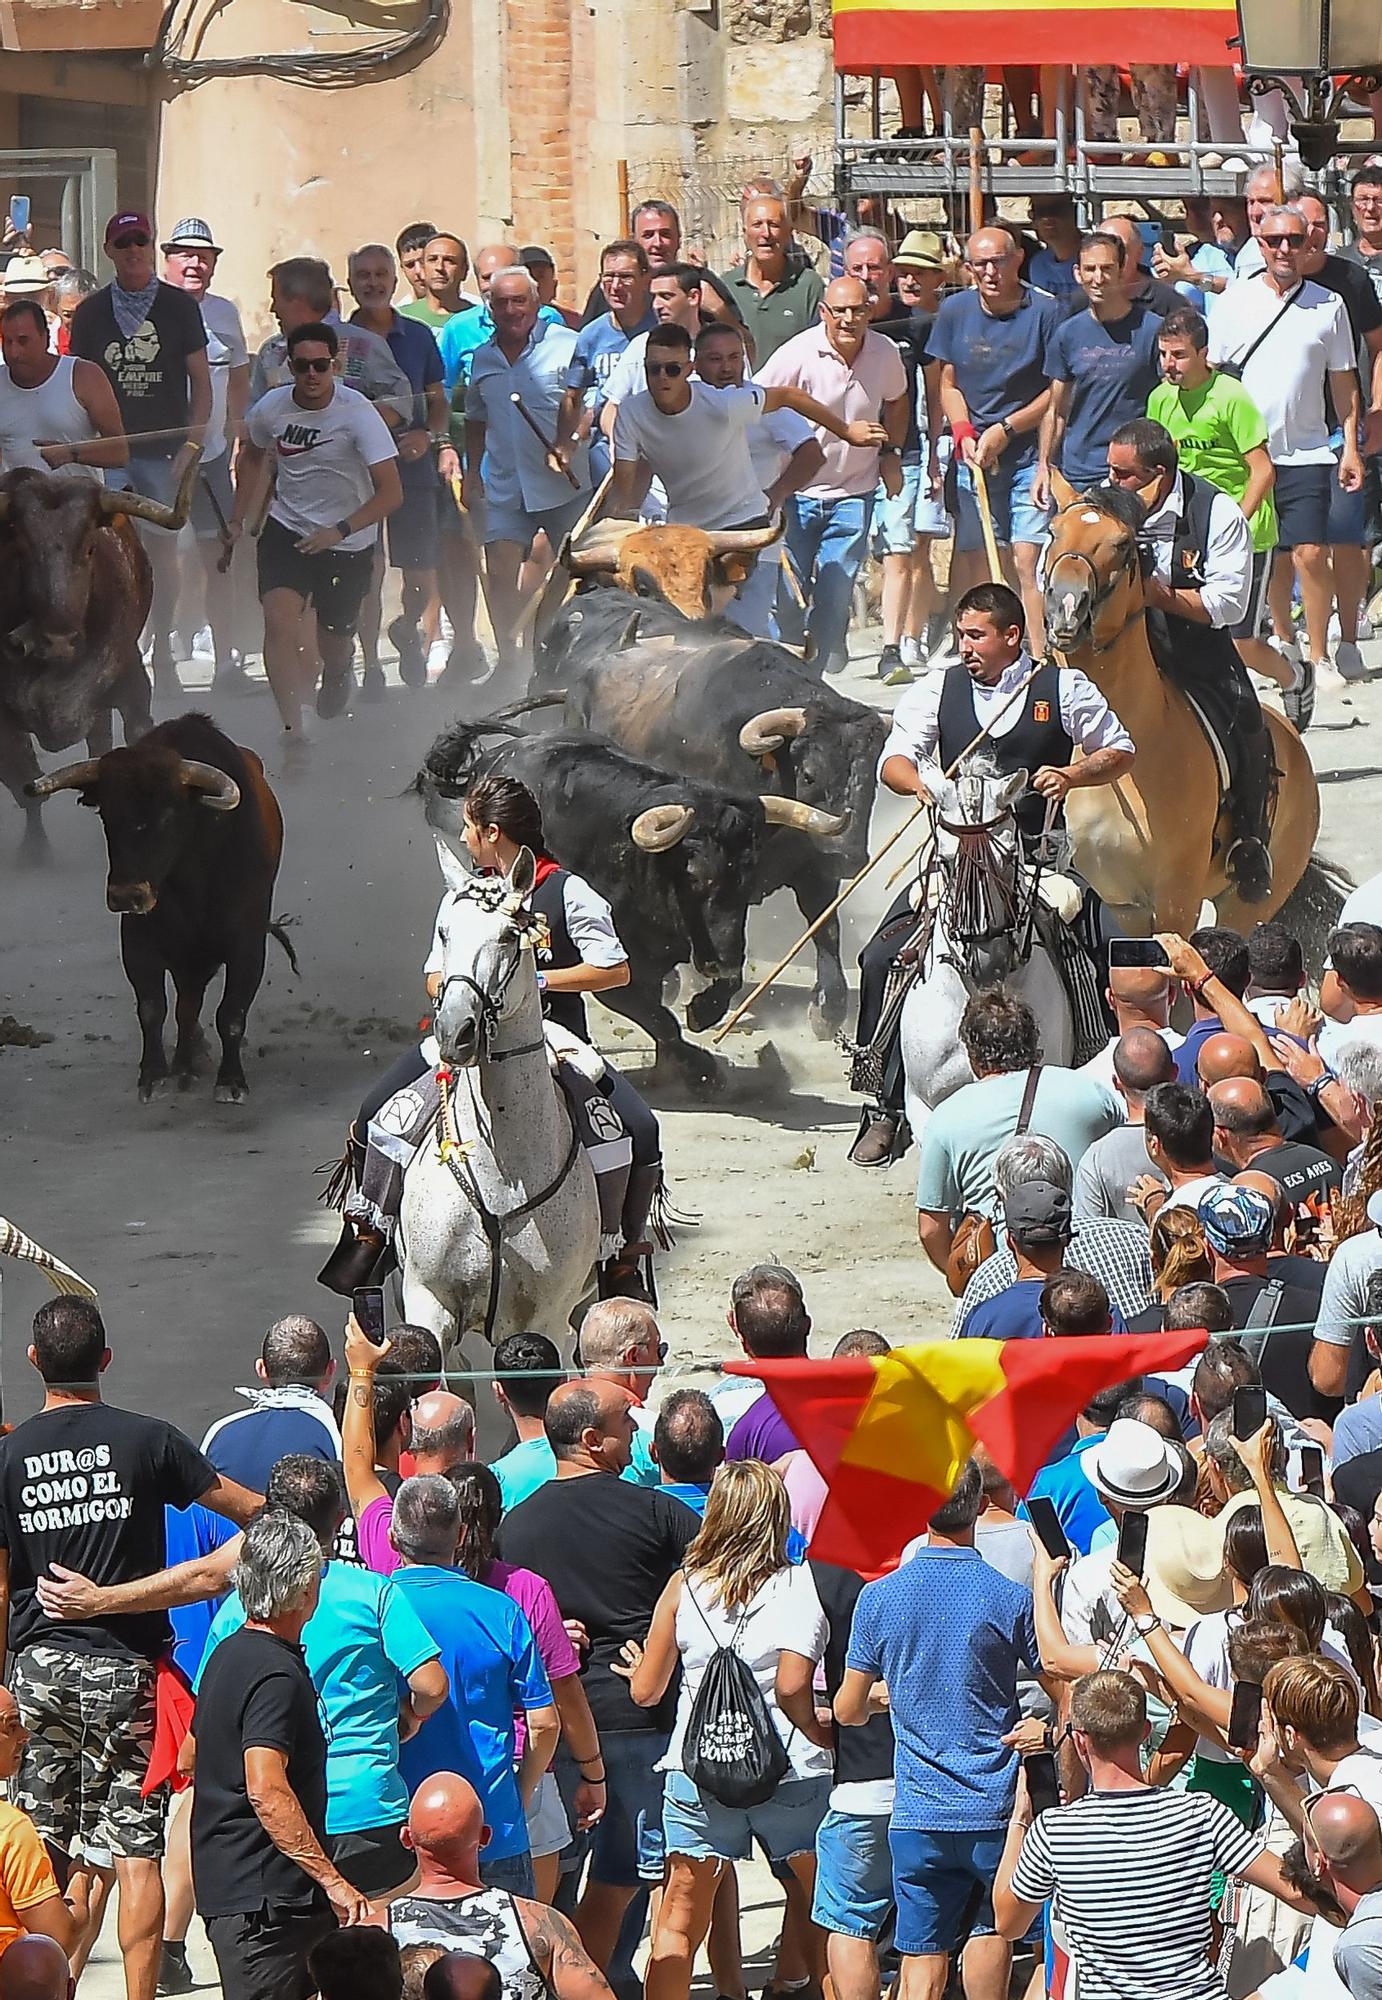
[317,1220,387,1296]
[1226,835,1274,905]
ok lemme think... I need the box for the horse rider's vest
[937,660,1074,844]
[530,866,589,1042]
[1164,469,1244,681]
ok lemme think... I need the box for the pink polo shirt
[756,323,907,500]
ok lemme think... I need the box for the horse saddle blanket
[348,1064,632,1259]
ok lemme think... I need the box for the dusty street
[4,627,1381,1432]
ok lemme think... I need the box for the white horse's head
[432,845,546,1068]
[925,759,1028,861]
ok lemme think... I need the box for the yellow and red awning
[729,1327,1208,1574]
[833,2,1238,71]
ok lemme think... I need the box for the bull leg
[120,921,170,1099]
[789,864,849,1038]
[113,653,154,744]
[599,977,723,1089]
[213,933,268,1103]
[86,711,114,758]
[170,970,214,1088]
[0,722,49,865]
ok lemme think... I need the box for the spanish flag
[728,1328,1208,1573]
[832,11,1236,69]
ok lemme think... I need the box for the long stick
[510,392,580,488]
[968,126,985,238]
[712,659,1045,1042]
[972,460,1005,584]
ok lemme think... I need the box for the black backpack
[680,1572,791,1809]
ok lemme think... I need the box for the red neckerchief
[481,859,560,888]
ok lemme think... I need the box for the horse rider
[322,771,663,1297]
[850,579,1135,1168]
[1105,417,1276,904]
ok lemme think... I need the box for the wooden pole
[711,660,1045,1042]
[968,125,985,237]
[972,461,1005,585]
[617,159,631,235]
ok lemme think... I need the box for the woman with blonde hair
[618,1460,831,2000]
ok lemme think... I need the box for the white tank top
[390,1888,550,2000]
[0,357,103,481]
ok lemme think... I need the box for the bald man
[393,1775,614,2000]
[499,1379,697,1965]
[756,271,908,674]
[0,1937,72,2000]
[425,1957,502,2000]
[1074,1028,1174,1224]
[1211,1074,1342,1224]
[1196,1029,1328,1152]
[1299,1790,1382,1995]
[1080,965,1184,1087]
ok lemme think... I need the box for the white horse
[398,846,600,1390]
[899,763,1073,1137]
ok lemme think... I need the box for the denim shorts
[482,489,589,555]
[662,1767,830,1864]
[812,1808,895,1939]
[889,1825,1006,1956]
[874,448,951,553]
[951,455,1050,552]
[1325,444,1381,547]
[554,1732,668,1888]
[387,478,443,571]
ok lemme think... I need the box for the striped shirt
[1009,1787,1263,2000]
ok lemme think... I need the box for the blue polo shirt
[847,1546,1038,1830]
[438,302,565,395]
[1021,1432,1111,1555]
[352,309,444,491]
[198,1563,441,1834]
[565,308,657,480]
[926,285,1064,453]
[391,1565,552,1860]
[1047,302,1164,488]
[165,1503,236,1681]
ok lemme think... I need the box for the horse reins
[1046,539,1143,656]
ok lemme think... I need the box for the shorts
[256,514,375,634]
[951,454,1050,553]
[554,1731,668,1888]
[110,453,181,527]
[11,1644,165,1861]
[188,453,234,543]
[1273,462,1332,549]
[812,1808,895,1939]
[482,489,590,556]
[327,1820,415,1899]
[478,1848,536,1896]
[1326,445,1382,548]
[662,1768,829,1865]
[889,1824,1006,1957]
[1231,547,1271,640]
[387,478,442,572]
[525,1768,572,1860]
[205,1907,335,2000]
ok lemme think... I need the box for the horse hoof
[138,1076,167,1102]
[808,993,844,1041]
[214,1081,248,1104]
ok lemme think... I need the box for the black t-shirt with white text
[1250,1138,1342,1216]
[191,1627,329,1919]
[70,282,208,454]
[0,1402,216,1659]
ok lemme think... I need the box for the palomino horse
[398,847,599,1424]
[899,762,1072,1137]
[1041,473,1319,936]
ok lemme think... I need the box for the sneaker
[1282,657,1316,731]
[361,663,387,703]
[388,613,428,688]
[876,643,904,680]
[882,659,915,686]
[211,650,252,694]
[316,664,354,719]
[158,1943,193,1997]
[1335,640,1367,681]
[899,633,925,669]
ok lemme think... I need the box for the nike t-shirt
[246,380,398,551]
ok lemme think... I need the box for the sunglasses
[646,361,685,378]
[1261,234,1306,248]
[291,356,333,375]
[111,233,151,249]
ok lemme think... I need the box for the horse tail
[413,715,529,801]
[269,916,300,977]
[1272,853,1355,977]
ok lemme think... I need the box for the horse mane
[1073,483,1148,536]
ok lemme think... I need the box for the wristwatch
[1132,1612,1162,1636]
[1000,417,1016,440]
[880,444,902,458]
[335,518,355,540]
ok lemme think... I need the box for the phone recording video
[352,1285,387,1346]
[1117,1509,1149,1577]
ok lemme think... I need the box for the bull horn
[739,707,808,756]
[180,760,240,811]
[99,444,204,530]
[24,758,102,799]
[708,512,784,556]
[630,803,695,852]
[760,796,848,837]
[564,520,640,574]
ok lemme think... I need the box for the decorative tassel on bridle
[938,816,1020,945]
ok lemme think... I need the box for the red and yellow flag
[728,1329,1207,1574]
[832,11,1237,69]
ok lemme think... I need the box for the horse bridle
[1045,530,1141,655]
[436,938,544,1065]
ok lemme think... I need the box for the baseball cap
[104,211,153,245]
[1002,1178,1072,1246]
[2,254,51,295]
[161,217,221,255]
[893,228,944,270]
[1198,1182,1274,1257]
[518,245,555,272]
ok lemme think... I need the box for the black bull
[417,722,848,1082]
[26,712,296,1102]
[0,458,202,860]
[526,587,887,1036]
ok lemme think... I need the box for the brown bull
[561,515,783,621]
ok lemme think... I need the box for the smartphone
[352,1285,387,1345]
[8,195,29,237]
[1028,1496,1072,1564]
[1135,219,1164,263]
[1024,1750,1060,1818]
[1108,937,1171,971]
[1232,1383,1268,1442]
[1227,1679,1264,1752]
[1118,1509,1149,1577]
[1300,1445,1326,1498]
